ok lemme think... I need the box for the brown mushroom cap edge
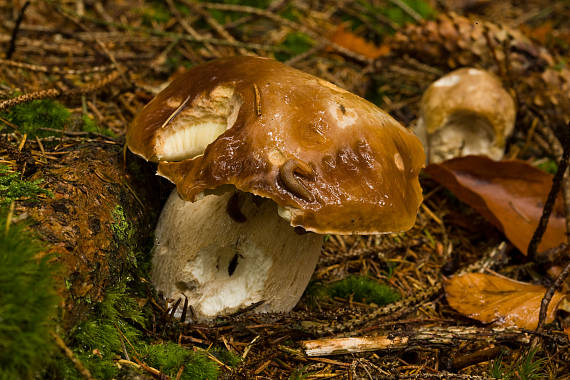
[128,56,425,235]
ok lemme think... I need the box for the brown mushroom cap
[420,67,516,151]
[128,56,425,234]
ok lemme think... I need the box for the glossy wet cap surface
[128,56,425,234]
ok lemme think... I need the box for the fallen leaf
[520,21,553,45]
[424,156,566,254]
[445,273,565,329]
[329,24,390,59]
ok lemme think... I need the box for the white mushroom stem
[152,189,323,321]
[417,112,499,163]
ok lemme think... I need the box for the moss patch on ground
[48,281,232,379]
[0,164,52,206]
[306,275,401,306]
[0,99,115,138]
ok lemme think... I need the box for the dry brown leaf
[520,21,554,45]
[329,24,390,59]
[424,156,566,254]
[445,273,565,329]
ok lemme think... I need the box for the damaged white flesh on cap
[153,189,323,321]
[154,85,242,161]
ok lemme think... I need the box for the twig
[449,346,504,370]
[527,134,569,260]
[53,4,128,84]
[535,260,570,335]
[302,327,530,356]
[5,1,30,59]
[199,2,372,64]
[387,0,423,22]
[184,1,249,56]
[0,58,116,74]
[0,70,120,112]
[53,5,289,53]
[164,0,220,58]
[393,373,492,380]
[307,283,443,336]
[51,331,94,380]
[117,359,167,378]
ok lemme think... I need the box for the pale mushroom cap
[128,56,425,235]
[420,67,516,149]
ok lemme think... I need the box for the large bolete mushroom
[128,56,424,320]
[415,67,516,163]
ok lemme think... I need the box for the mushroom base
[152,189,323,321]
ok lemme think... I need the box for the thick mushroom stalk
[153,190,322,321]
[127,56,425,320]
[415,68,516,163]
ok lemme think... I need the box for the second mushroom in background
[414,67,516,164]
[127,56,425,321]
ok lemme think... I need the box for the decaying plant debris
[0,0,569,379]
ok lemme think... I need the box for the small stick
[527,134,569,260]
[0,71,120,112]
[5,1,30,59]
[535,259,570,335]
[449,346,504,370]
[253,84,262,117]
[51,331,94,380]
[387,0,422,22]
[0,58,115,75]
[302,327,530,357]
[303,335,408,356]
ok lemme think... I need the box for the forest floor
[0,0,569,379]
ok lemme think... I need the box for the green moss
[49,283,146,379]
[0,165,52,206]
[138,2,171,25]
[204,0,272,26]
[211,347,241,368]
[536,159,558,174]
[81,114,116,137]
[111,205,134,245]
[489,348,546,380]
[0,99,115,138]
[204,0,271,8]
[1,99,70,137]
[275,32,314,62]
[343,0,435,40]
[0,212,60,379]
[142,343,219,380]
[279,4,303,22]
[47,271,228,379]
[307,276,400,306]
[383,0,434,25]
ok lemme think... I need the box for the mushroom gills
[155,85,242,161]
[152,189,323,321]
